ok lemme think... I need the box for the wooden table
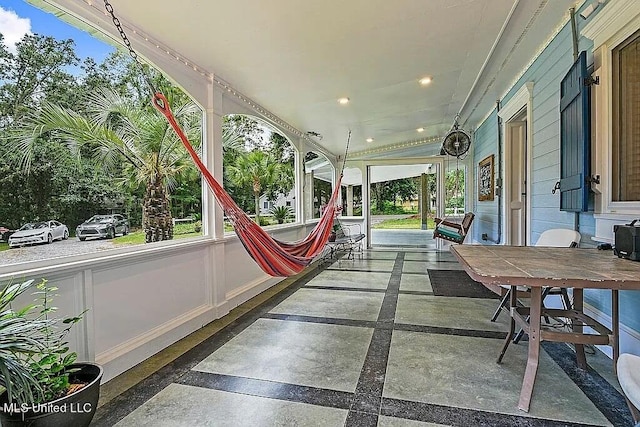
[450,245,640,412]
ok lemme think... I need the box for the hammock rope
[153,94,344,277]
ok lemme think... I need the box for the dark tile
[394,323,507,340]
[178,371,353,410]
[345,410,379,427]
[542,342,634,427]
[381,398,601,427]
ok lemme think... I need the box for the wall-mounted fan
[441,129,471,157]
[440,121,471,158]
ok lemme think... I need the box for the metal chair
[490,229,581,324]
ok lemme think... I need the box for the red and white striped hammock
[153,93,342,277]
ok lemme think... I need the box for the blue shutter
[559,51,591,212]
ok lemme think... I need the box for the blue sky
[0,0,114,63]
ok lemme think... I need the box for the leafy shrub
[269,206,293,224]
[258,216,270,226]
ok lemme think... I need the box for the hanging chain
[103,0,157,95]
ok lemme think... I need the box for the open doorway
[368,163,440,249]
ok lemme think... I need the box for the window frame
[584,3,640,216]
[611,29,640,203]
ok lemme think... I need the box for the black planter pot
[0,362,103,427]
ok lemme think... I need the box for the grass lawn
[113,223,201,246]
[0,242,8,251]
[373,217,436,229]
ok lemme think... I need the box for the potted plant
[0,279,102,427]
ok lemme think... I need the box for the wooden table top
[450,245,640,290]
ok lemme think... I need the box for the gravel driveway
[1,238,118,266]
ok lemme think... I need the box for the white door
[507,121,527,246]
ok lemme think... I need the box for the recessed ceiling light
[419,76,432,86]
[338,97,350,105]
[417,128,425,133]
[366,137,374,143]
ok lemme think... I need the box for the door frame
[498,82,533,246]
[364,157,445,249]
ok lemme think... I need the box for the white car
[8,220,69,248]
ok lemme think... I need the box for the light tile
[403,260,463,274]
[308,270,390,290]
[328,259,396,272]
[115,384,348,426]
[194,318,373,392]
[384,331,611,426]
[271,288,384,321]
[404,252,456,262]
[362,251,399,260]
[395,294,509,332]
[399,274,432,292]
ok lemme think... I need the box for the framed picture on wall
[478,155,494,201]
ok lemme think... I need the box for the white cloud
[0,6,32,53]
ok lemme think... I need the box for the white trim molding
[498,82,534,122]
[582,1,640,242]
[582,1,640,48]
[498,82,534,246]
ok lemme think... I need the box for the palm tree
[226,150,289,224]
[11,86,201,243]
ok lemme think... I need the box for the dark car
[0,226,13,242]
[76,214,129,241]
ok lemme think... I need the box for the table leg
[612,289,619,374]
[497,285,517,363]
[573,288,587,370]
[518,286,542,412]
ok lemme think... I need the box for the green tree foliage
[227,150,290,223]
[221,115,296,222]
[445,169,465,209]
[12,84,202,242]
[0,35,78,126]
[314,178,332,218]
[0,29,294,238]
[369,170,464,215]
[0,33,202,238]
[370,178,418,214]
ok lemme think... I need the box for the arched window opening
[222,115,296,230]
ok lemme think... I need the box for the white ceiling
[39,0,580,158]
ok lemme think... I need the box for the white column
[346,185,354,216]
[207,82,226,316]
[304,170,314,220]
[205,84,225,239]
[361,165,370,248]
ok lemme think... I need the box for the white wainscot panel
[223,226,306,309]
[92,249,210,370]
[10,274,87,360]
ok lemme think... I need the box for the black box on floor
[614,221,640,261]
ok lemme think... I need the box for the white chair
[490,229,581,323]
[618,353,640,425]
